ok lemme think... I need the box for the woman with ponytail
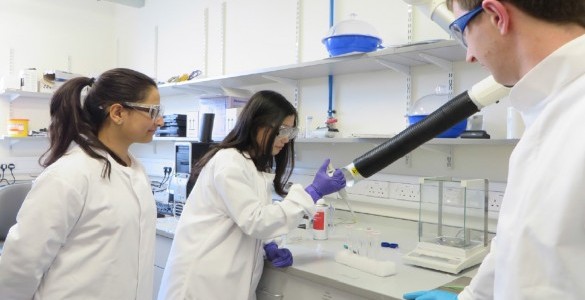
[0,68,163,300]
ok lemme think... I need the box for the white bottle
[305,116,313,138]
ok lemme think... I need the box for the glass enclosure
[418,177,489,249]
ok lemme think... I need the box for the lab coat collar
[509,34,585,127]
[69,145,139,177]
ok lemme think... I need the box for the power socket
[363,180,389,198]
[488,191,505,211]
[346,180,389,199]
[389,182,420,202]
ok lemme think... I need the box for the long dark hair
[39,68,157,178]
[190,90,298,197]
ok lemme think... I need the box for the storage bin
[7,119,29,137]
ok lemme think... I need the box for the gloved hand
[403,290,458,300]
[264,242,293,268]
[305,159,346,202]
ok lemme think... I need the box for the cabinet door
[282,274,371,300]
[155,234,173,268]
[258,267,373,300]
[153,265,165,298]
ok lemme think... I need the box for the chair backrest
[0,182,33,241]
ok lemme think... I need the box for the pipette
[327,162,357,223]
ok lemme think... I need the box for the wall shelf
[0,89,52,101]
[296,137,517,146]
[0,136,48,150]
[157,39,466,97]
[151,136,518,146]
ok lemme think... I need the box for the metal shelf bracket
[374,58,411,76]
[261,75,299,87]
[421,144,454,168]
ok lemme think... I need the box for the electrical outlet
[488,191,505,211]
[390,182,420,202]
[363,180,389,198]
[346,180,389,199]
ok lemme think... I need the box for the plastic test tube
[368,230,381,260]
[344,224,354,252]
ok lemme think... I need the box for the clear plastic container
[322,14,382,56]
[408,85,451,116]
[408,85,467,138]
[324,13,381,39]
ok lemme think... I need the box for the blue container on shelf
[322,14,383,57]
[408,85,467,138]
[322,34,382,56]
[407,115,468,138]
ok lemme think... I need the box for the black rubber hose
[353,91,480,178]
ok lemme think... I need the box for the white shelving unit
[1,40,513,151]
[153,40,515,151]
[157,40,466,97]
[0,89,52,101]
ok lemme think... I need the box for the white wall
[0,0,119,172]
[1,0,514,220]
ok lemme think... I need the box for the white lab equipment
[403,177,490,274]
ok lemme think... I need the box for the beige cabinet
[153,234,173,297]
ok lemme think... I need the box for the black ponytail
[39,68,157,178]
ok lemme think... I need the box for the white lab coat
[0,146,156,300]
[158,148,315,300]
[459,34,585,299]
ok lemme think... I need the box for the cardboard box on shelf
[186,111,199,138]
[20,69,38,92]
[226,107,244,133]
[198,96,249,138]
[0,75,20,90]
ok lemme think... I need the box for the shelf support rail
[418,53,454,94]
[262,75,300,107]
[373,58,413,128]
[420,144,454,168]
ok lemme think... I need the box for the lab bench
[154,212,478,299]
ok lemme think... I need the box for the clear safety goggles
[277,125,299,140]
[123,102,164,121]
[449,5,484,48]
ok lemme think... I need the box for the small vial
[344,224,355,252]
[368,230,381,260]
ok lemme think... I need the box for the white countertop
[156,211,478,300]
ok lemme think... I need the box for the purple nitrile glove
[403,290,458,300]
[305,159,346,202]
[263,242,293,268]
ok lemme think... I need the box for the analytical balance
[403,177,491,274]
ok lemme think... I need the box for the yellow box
[7,119,29,137]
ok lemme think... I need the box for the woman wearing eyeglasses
[0,68,163,300]
[158,90,346,300]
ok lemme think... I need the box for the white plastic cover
[325,13,381,39]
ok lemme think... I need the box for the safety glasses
[449,4,484,48]
[123,102,164,121]
[277,125,299,140]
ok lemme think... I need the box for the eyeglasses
[449,5,484,48]
[277,125,299,140]
[122,102,164,121]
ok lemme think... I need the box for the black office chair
[0,182,32,241]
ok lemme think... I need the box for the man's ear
[483,0,511,35]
